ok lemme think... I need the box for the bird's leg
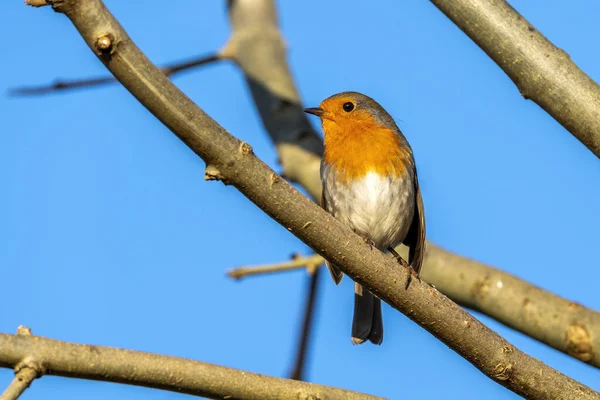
[363,237,376,250]
[388,247,416,290]
[388,247,409,267]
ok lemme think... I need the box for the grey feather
[403,169,426,276]
[321,184,344,284]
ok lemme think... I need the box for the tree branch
[289,266,322,381]
[0,367,37,400]
[0,328,39,400]
[227,253,323,280]
[9,53,222,96]
[26,1,598,398]
[422,245,600,365]
[0,332,381,400]
[430,0,600,158]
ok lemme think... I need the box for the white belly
[323,171,415,250]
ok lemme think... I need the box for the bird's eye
[342,102,355,112]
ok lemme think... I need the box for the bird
[304,91,426,345]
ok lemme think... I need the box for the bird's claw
[404,268,421,290]
[362,237,376,250]
[387,247,419,290]
[388,247,408,266]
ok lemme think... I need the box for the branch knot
[239,142,253,155]
[204,165,228,184]
[95,33,115,55]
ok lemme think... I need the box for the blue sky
[2,1,599,399]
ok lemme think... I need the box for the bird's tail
[351,282,383,345]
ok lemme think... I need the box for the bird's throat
[323,126,410,183]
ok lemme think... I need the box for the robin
[305,92,426,345]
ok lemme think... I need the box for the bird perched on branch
[305,92,426,345]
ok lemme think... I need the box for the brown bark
[0,333,381,400]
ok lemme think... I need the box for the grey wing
[320,163,344,284]
[403,168,426,276]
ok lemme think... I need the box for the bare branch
[33,1,598,398]
[422,245,600,366]
[0,332,381,400]
[161,54,222,77]
[289,267,322,381]
[0,367,38,400]
[227,253,323,280]
[430,0,600,158]
[9,53,222,96]
[0,327,40,400]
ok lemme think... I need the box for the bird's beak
[304,107,326,117]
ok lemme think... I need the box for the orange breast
[323,117,411,183]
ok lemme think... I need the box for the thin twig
[36,0,599,397]
[227,253,324,280]
[0,367,38,400]
[9,53,222,96]
[289,266,322,381]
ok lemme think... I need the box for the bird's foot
[404,268,422,290]
[352,229,376,250]
[388,247,408,267]
[361,236,376,250]
[388,247,420,290]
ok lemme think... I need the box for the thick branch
[35,1,598,398]
[0,333,380,400]
[422,245,600,366]
[430,0,600,158]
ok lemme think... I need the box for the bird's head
[304,91,401,140]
